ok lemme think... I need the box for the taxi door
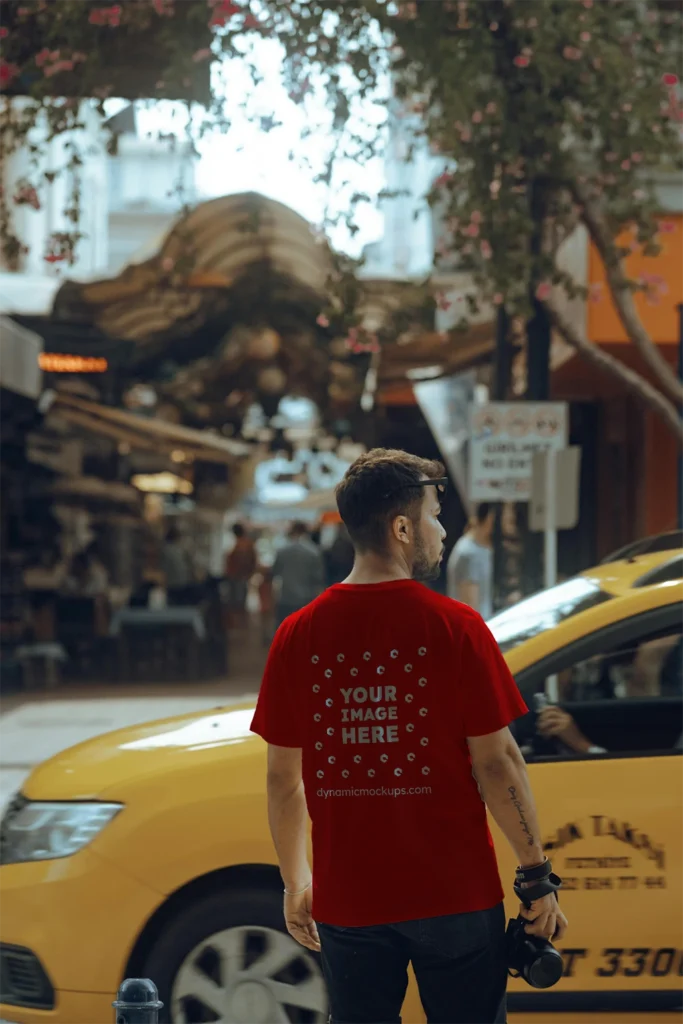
[499,603,683,1022]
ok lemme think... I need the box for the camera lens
[528,949,564,989]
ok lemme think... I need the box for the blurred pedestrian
[226,523,257,627]
[272,521,325,627]
[162,526,194,606]
[447,503,495,619]
[324,522,355,586]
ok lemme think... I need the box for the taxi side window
[526,626,683,759]
[556,630,682,705]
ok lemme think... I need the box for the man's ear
[392,514,411,546]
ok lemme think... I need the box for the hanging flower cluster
[0,0,680,323]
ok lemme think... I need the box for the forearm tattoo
[508,785,534,846]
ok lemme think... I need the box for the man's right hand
[520,893,568,941]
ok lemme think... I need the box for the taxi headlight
[0,799,123,864]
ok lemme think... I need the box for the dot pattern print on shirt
[310,646,432,786]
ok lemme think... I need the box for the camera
[506,915,564,989]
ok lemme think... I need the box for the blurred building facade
[364,106,682,575]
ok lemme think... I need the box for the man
[251,449,567,1024]
[447,502,495,619]
[225,522,256,626]
[271,520,325,627]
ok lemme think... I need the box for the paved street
[0,627,266,810]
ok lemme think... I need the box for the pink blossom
[434,172,452,189]
[192,48,212,62]
[480,240,492,259]
[45,60,74,77]
[513,55,530,68]
[209,0,240,27]
[621,159,631,171]
[89,5,122,26]
[0,27,8,40]
[13,185,41,210]
[662,73,679,86]
[152,0,174,13]
[464,223,480,238]
[631,152,643,163]
[489,21,499,30]
[472,110,483,124]
[580,31,591,42]
[563,46,582,61]
[493,293,504,305]
[243,13,259,28]
[485,101,497,114]
[582,0,593,6]
[461,244,473,255]
[588,283,603,304]
[489,180,501,196]
[0,61,20,87]
[535,282,552,302]
[470,210,482,224]
[35,48,51,67]
[436,293,452,311]
[316,314,330,328]
[659,220,676,234]
[622,103,632,112]
[460,128,471,142]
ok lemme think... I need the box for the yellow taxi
[1,550,681,1024]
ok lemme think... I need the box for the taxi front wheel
[142,887,328,1023]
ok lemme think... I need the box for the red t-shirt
[250,579,528,927]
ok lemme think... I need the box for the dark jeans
[318,903,507,1024]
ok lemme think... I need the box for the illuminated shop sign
[39,354,108,373]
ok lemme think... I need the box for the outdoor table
[109,607,206,682]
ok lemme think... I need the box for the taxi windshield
[488,576,613,653]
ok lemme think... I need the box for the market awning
[51,192,333,347]
[378,321,496,394]
[50,393,251,464]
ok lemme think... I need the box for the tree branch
[545,296,683,445]
[573,179,683,409]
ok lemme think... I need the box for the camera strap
[514,872,562,908]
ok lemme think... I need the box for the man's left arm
[267,745,320,951]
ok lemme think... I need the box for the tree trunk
[545,298,683,445]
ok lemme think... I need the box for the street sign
[469,402,568,502]
[529,447,582,533]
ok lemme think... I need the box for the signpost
[530,447,582,588]
[469,402,579,610]
[469,402,569,502]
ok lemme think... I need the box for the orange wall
[588,215,683,345]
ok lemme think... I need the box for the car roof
[582,548,683,596]
[600,530,683,564]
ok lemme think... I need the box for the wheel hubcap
[171,924,327,1023]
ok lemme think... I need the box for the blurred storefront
[552,214,682,559]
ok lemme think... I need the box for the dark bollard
[113,978,163,1024]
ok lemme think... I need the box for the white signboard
[469,402,568,502]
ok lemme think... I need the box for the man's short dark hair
[290,520,308,538]
[232,523,245,538]
[335,448,445,553]
[475,503,492,524]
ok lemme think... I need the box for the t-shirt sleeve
[250,617,304,747]
[455,550,482,585]
[459,612,528,737]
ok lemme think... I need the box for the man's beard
[411,526,442,581]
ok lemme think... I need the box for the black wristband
[515,858,552,884]
[514,872,563,908]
